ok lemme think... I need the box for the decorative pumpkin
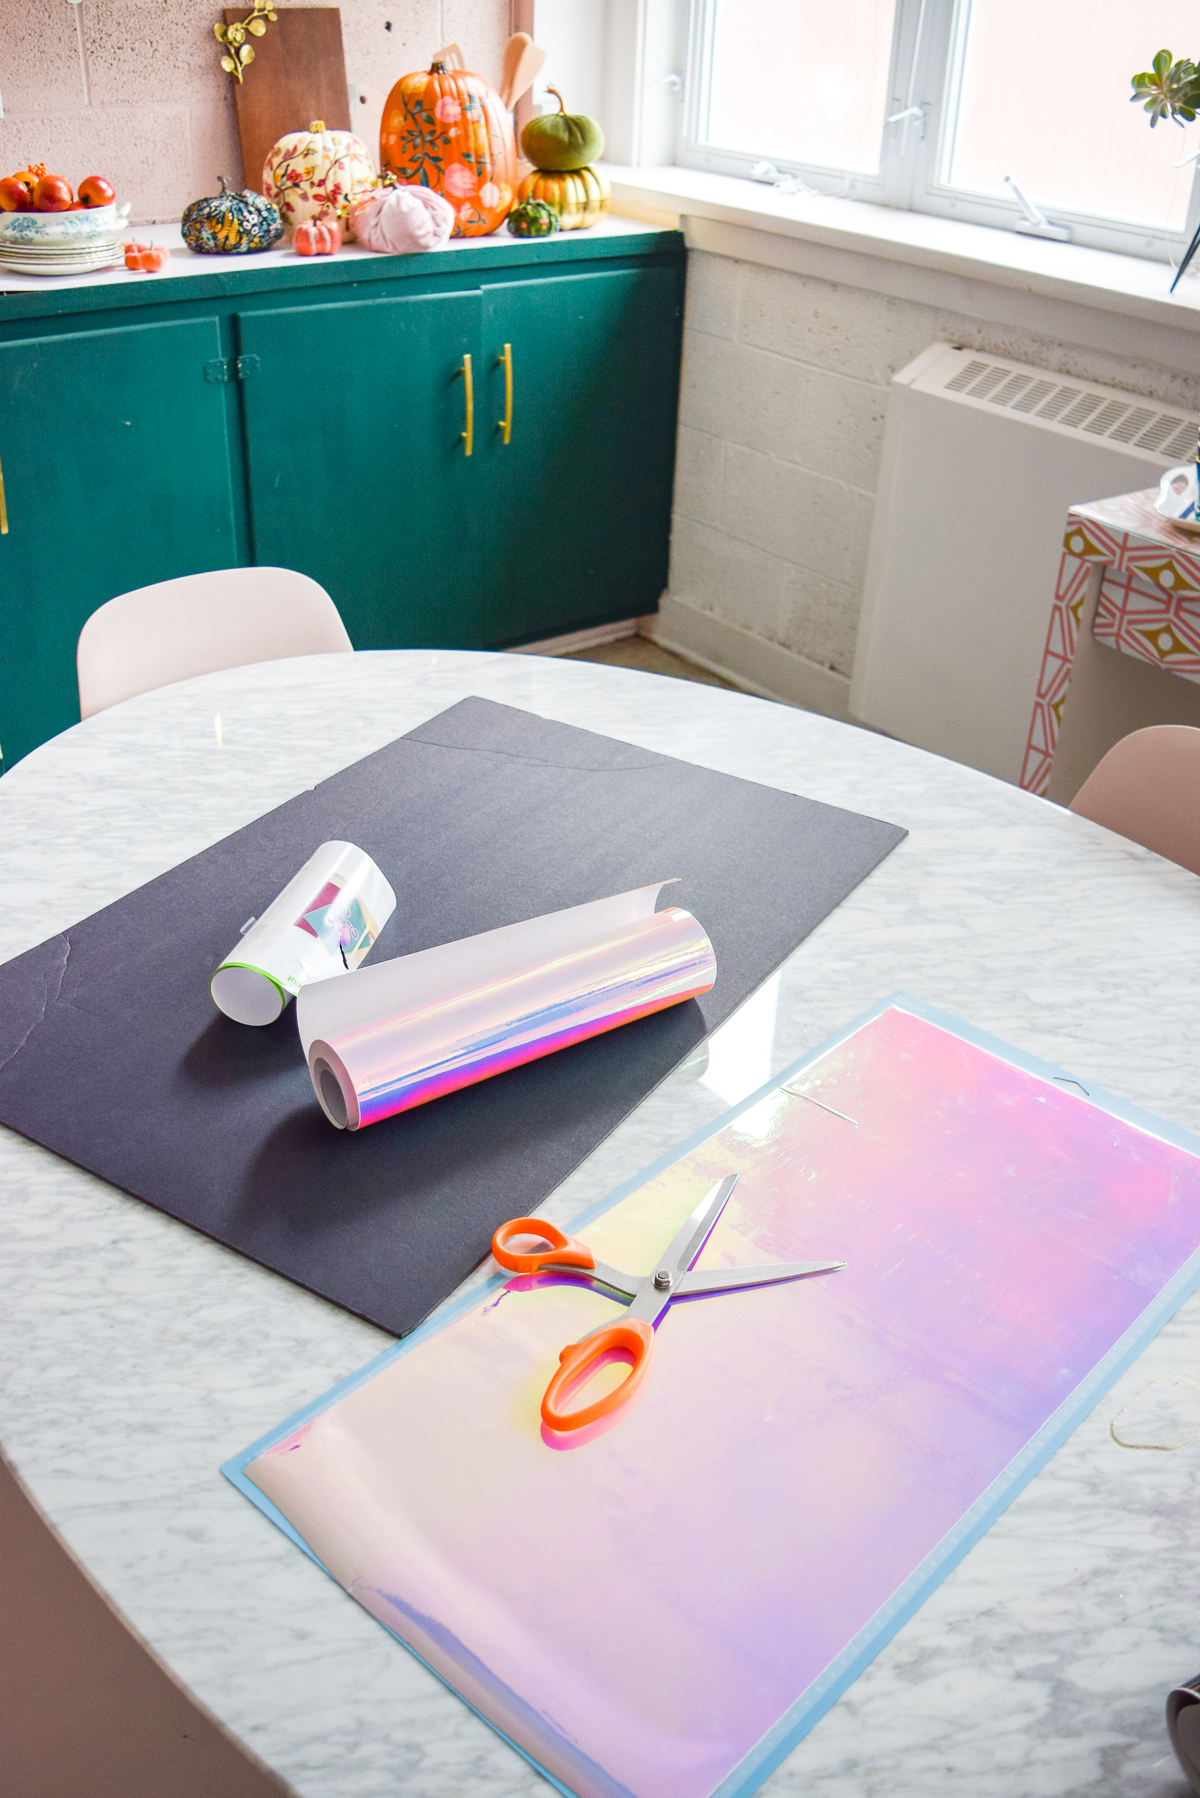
[263,120,377,238]
[181,175,283,254]
[293,216,342,256]
[520,89,605,172]
[506,197,560,238]
[517,165,610,231]
[348,183,455,254]
[379,61,516,237]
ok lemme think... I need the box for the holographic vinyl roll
[296,883,716,1130]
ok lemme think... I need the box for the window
[679,0,1200,261]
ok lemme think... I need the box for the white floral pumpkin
[263,120,378,239]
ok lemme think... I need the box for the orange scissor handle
[541,1317,655,1433]
[492,1216,597,1275]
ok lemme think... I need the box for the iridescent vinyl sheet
[227,995,1200,1798]
[297,882,716,1130]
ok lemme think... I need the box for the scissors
[492,1174,845,1433]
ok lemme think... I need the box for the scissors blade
[586,1260,644,1302]
[666,1174,739,1276]
[675,1259,845,1296]
[624,1174,740,1328]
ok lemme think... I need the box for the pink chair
[77,566,352,720]
[1069,724,1200,876]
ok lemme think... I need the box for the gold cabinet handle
[0,454,7,535]
[460,352,474,457]
[497,342,513,445]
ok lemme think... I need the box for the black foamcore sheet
[0,698,906,1336]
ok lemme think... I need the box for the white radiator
[849,342,1188,784]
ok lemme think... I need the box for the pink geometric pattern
[1020,488,1200,794]
[1019,550,1097,795]
[1094,568,1200,683]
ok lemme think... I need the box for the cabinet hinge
[203,358,229,384]
[236,354,260,380]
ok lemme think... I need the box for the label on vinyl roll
[210,841,396,1027]
[297,881,717,1129]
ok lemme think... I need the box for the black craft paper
[0,698,905,1336]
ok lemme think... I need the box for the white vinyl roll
[210,841,396,1026]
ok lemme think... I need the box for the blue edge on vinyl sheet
[222,990,1200,1798]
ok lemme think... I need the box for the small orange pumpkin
[380,61,515,237]
[294,216,342,256]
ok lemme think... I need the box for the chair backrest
[77,566,353,720]
[1069,724,1200,876]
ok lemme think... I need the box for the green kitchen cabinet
[479,266,681,646]
[0,318,238,768]
[0,222,684,768]
[236,262,682,655]
[237,290,486,651]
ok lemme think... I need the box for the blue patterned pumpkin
[182,176,283,254]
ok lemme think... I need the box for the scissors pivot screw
[653,1268,672,1290]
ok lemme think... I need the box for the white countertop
[2,648,1199,1797]
[0,214,667,297]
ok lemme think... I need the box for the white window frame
[674,0,1200,263]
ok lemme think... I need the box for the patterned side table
[1021,488,1200,794]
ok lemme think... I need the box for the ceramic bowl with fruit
[0,168,129,242]
[0,167,129,273]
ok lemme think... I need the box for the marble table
[2,648,1199,1798]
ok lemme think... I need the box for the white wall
[532,0,606,124]
[657,236,1200,718]
[531,0,683,161]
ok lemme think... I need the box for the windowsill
[601,163,1200,341]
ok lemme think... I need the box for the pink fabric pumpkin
[348,184,455,255]
[294,217,342,256]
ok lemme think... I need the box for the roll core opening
[314,1059,349,1129]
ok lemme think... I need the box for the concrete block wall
[664,246,1200,717]
[0,0,510,225]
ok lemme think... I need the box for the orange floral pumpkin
[380,61,515,237]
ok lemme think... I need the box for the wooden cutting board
[225,6,351,194]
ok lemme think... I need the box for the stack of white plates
[0,201,132,276]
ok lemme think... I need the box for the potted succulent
[1131,50,1200,288]
[1131,50,1200,126]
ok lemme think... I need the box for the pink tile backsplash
[0,0,512,225]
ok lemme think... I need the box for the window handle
[886,101,928,140]
[0,452,8,535]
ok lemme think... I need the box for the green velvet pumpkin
[506,197,561,238]
[520,89,605,172]
[181,176,284,255]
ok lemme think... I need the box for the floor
[561,634,736,690]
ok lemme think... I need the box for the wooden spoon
[499,33,528,106]
[499,33,546,109]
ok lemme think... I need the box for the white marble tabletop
[2,648,1199,1798]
